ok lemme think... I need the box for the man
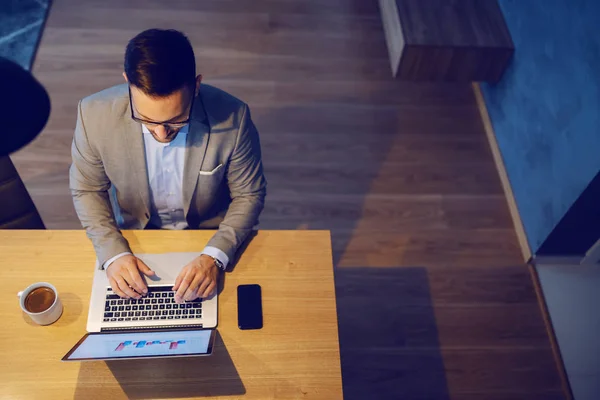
[70,29,266,303]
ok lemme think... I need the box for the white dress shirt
[104,124,229,269]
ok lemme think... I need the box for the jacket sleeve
[205,105,267,262]
[69,99,131,266]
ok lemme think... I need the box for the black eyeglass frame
[128,84,196,130]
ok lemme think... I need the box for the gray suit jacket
[70,83,266,266]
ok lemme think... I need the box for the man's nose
[154,125,168,139]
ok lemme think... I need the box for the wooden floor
[12,0,564,398]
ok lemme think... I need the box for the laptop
[63,252,217,361]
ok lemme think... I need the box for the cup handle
[17,291,23,298]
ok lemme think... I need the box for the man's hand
[173,255,218,303]
[106,254,155,299]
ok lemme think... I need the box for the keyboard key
[182,315,188,319]
[115,312,120,317]
[160,316,167,320]
[192,303,201,308]
[158,298,164,304]
[125,317,131,321]
[148,292,154,298]
[168,310,174,315]
[159,304,165,310]
[167,316,174,319]
[152,305,158,310]
[130,299,137,304]
[142,311,148,316]
[168,292,174,298]
[105,305,111,312]
[104,312,113,318]
[132,317,138,321]
[166,304,172,310]
[149,311,155,316]
[139,317,146,320]
[111,306,118,311]
[146,305,152,310]
[107,294,119,300]
[110,318,117,322]
[117,300,123,305]
[162,293,169,298]
[110,300,117,305]
[103,318,109,322]
[125,306,131,311]
[128,312,134,317]
[118,306,124,311]
[185,304,192,309]
[174,316,181,319]
[132,306,138,311]
[183,310,188,315]
[175,310,182,315]
[151,299,157,304]
[118,318,124,321]
[135,311,141,316]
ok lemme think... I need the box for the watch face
[213,258,225,270]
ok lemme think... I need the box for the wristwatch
[207,255,225,271]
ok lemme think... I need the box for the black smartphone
[237,284,263,330]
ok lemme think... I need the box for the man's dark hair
[124,29,196,97]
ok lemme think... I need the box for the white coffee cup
[17,282,63,325]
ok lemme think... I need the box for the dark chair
[0,57,51,229]
[0,156,45,228]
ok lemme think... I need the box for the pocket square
[199,164,223,176]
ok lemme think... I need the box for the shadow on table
[335,266,450,400]
[74,331,245,399]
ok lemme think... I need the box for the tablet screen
[63,329,214,361]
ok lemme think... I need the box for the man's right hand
[106,254,155,299]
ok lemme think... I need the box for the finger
[116,275,138,299]
[175,269,194,302]
[137,259,155,276]
[172,270,184,291]
[201,281,216,299]
[183,274,205,301]
[126,264,147,295]
[109,277,128,298]
[196,276,211,299]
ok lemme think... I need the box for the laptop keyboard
[103,285,202,323]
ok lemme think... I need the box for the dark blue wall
[481,0,600,253]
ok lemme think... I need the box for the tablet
[62,329,215,361]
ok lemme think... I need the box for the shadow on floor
[335,266,449,400]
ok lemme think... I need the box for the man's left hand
[173,255,218,303]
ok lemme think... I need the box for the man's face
[126,74,201,143]
[130,86,194,143]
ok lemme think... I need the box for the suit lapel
[182,91,211,216]
[123,105,151,217]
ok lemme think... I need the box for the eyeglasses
[128,85,195,130]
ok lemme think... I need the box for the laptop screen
[63,329,215,361]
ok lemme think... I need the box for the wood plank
[332,229,522,267]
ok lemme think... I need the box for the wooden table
[0,230,343,399]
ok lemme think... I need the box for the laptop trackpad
[136,252,204,285]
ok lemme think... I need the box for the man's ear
[123,72,128,83]
[195,74,203,96]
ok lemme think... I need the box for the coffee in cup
[24,286,56,313]
[17,282,63,325]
